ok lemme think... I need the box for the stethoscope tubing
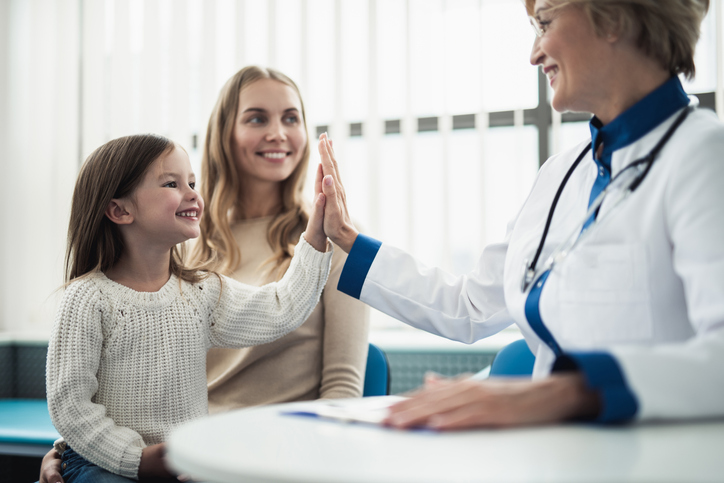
[521,105,693,293]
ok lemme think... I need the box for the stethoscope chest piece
[521,259,535,293]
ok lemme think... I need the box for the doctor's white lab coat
[338,106,724,422]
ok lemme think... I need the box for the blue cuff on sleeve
[553,352,639,423]
[337,234,382,299]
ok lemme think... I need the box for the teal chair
[363,343,390,397]
[0,399,60,457]
[489,339,536,377]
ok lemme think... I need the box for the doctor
[316,0,724,429]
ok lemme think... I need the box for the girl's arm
[302,165,328,251]
[46,281,147,479]
[318,243,370,399]
[207,236,333,348]
[316,134,358,253]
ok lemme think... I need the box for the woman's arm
[39,449,63,483]
[318,244,370,399]
[138,443,175,479]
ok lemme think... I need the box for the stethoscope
[520,104,694,293]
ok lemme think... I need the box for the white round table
[167,397,724,483]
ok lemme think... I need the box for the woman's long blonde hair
[189,66,311,278]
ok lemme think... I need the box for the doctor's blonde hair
[525,0,709,79]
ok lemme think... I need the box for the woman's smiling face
[231,78,308,187]
[529,0,614,115]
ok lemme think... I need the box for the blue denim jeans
[58,446,185,482]
[60,447,135,483]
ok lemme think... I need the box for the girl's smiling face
[231,78,308,188]
[127,146,204,248]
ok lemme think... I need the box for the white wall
[0,0,80,334]
[0,0,9,333]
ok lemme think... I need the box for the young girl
[46,133,331,482]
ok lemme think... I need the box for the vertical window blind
[1,0,721,333]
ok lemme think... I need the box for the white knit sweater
[46,237,331,479]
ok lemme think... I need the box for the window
[69,0,724,330]
[1,0,721,334]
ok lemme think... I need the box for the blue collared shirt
[583,76,690,228]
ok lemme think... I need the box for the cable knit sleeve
[206,235,333,347]
[47,278,145,479]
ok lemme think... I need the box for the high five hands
[316,133,359,253]
[313,135,602,431]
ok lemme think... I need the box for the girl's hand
[303,164,329,252]
[384,373,601,430]
[317,133,359,253]
[39,448,64,483]
[138,442,176,479]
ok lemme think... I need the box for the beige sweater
[206,217,370,412]
[47,237,331,479]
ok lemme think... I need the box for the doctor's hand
[384,373,601,430]
[317,133,359,253]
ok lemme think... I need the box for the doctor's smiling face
[528,0,618,116]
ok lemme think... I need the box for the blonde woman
[192,66,370,412]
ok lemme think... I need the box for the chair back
[489,339,536,377]
[363,343,390,397]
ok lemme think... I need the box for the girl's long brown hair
[189,66,311,279]
[65,134,205,284]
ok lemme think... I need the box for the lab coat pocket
[556,243,653,343]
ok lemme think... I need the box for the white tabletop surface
[167,398,724,483]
